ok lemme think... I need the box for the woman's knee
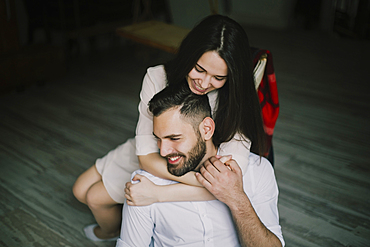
[72,165,101,204]
[72,180,87,204]
[85,182,116,210]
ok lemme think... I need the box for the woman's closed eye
[214,76,227,81]
[195,65,205,73]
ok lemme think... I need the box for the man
[116,85,285,247]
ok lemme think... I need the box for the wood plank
[116,20,190,53]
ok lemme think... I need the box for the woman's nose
[200,75,211,89]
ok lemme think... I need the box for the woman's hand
[125,174,161,206]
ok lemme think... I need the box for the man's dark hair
[149,83,211,131]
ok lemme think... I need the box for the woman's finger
[125,182,132,190]
[132,174,144,183]
[219,155,232,163]
[126,199,134,206]
[124,187,131,196]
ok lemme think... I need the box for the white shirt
[116,153,285,247]
[134,65,251,175]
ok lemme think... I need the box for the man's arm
[117,203,154,247]
[226,193,282,247]
[196,156,283,247]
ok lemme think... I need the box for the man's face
[153,108,206,176]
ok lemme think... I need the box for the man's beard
[166,134,206,177]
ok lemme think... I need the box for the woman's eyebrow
[196,63,206,71]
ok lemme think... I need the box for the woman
[73,14,265,241]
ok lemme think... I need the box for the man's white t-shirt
[116,153,285,247]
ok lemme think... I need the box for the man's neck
[195,141,218,171]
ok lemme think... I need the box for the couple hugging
[117,83,284,246]
[73,14,284,247]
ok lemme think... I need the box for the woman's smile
[191,79,208,94]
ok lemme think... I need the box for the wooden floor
[0,26,369,247]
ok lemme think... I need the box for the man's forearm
[228,194,282,247]
[197,156,282,246]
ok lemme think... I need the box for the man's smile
[167,155,184,165]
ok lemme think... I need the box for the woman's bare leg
[73,165,121,239]
[86,181,122,239]
[73,165,102,204]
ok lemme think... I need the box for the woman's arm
[133,153,215,205]
[125,175,215,206]
[128,154,233,206]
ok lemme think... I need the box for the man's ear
[200,117,215,141]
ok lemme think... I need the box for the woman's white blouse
[135,65,251,174]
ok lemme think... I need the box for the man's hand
[197,155,282,247]
[196,155,245,207]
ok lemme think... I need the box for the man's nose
[159,141,174,157]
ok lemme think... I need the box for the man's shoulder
[131,169,178,186]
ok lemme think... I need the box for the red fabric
[253,49,279,156]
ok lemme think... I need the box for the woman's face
[187,51,228,95]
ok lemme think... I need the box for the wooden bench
[116,20,190,54]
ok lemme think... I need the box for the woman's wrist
[176,171,203,187]
[155,185,167,203]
